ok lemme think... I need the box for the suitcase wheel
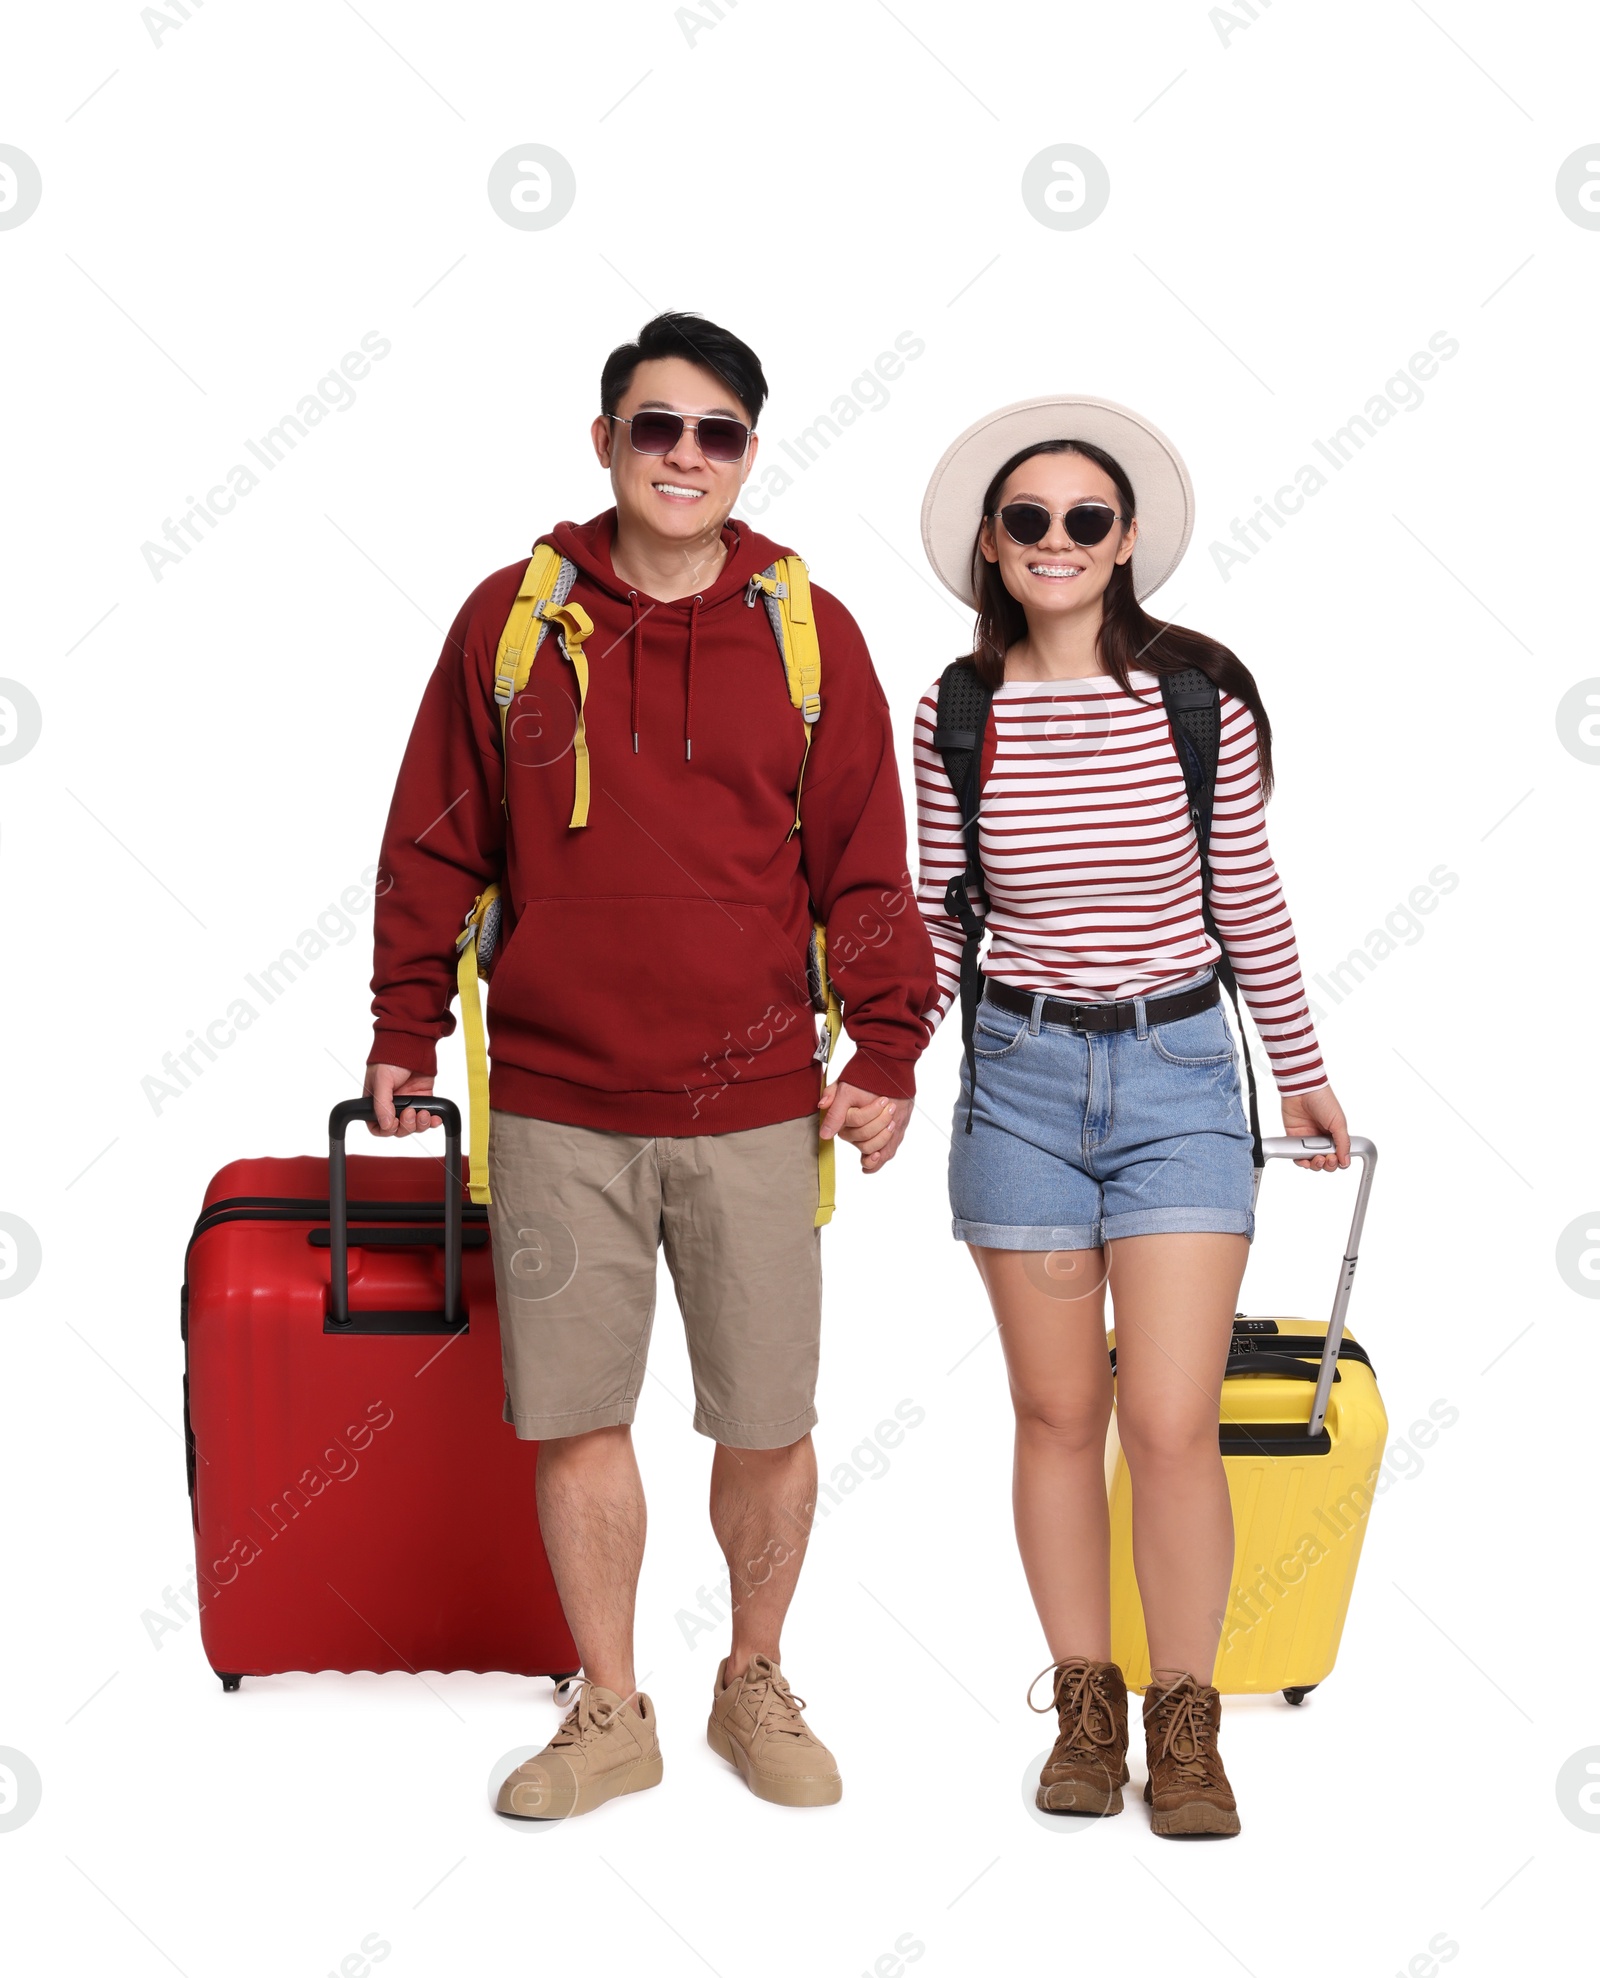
[551,1673,581,1705]
[218,1673,244,1693]
[1281,1685,1317,1706]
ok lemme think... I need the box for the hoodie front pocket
[486,894,819,1099]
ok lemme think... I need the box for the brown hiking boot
[707,1652,842,1806]
[1141,1671,1240,1837]
[494,1682,662,1821]
[1029,1658,1129,1816]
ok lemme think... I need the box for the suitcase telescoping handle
[1253,1134,1377,1438]
[327,1097,464,1329]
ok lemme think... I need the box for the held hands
[364,1063,443,1137]
[365,1061,916,1171]
[818,1081,910,1175]
[1280,1083,1351,1172]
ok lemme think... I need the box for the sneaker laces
[734,1655,812,1743]
[547,1680,621,1752]
[1027,1659,1118,1756]
[1149,1678,1220,1786]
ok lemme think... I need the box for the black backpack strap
[1160,668,1264,1170]
[933,661,994,1132]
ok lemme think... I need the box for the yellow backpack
[454,547,841,1224]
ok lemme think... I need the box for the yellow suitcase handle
[1255,1136,1377,1437]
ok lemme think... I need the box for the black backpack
[931,660,1263,1164]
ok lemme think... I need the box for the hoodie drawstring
[627,591,643,753]
[622,585,705,764]
[684,595,703,762]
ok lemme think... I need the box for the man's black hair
[600,312,769,427]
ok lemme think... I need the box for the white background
[2,1,1596,1972]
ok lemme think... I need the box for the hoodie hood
[544,508,793,606]
[539,509,797,763]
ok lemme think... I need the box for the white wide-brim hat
[920,394,1195,607]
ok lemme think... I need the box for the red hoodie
[368,511,938,1135]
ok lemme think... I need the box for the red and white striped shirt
[913,669,1326,1095]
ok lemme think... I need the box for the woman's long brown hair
[968,438,1274,797]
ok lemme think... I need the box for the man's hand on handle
[364,1063,442,1138]
[818,1081,910,1175]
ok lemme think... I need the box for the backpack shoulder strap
[454,882,502,1206]
[492,545,594,828]
[933,659,994,836]
[808,924,843,1230]
[492,544,564,711]
[748,556,821,840]
[1158,666,1264,1168]
[1160,665,1222,841]
[748,556,837,1225]
[932,659,994,1132]
[457,544,589,1204]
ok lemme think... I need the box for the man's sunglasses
[610,411,752,464]
[995,501,1124,548]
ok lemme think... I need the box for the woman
[913,397,1348,1837]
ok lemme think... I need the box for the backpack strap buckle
[493,655,520,707]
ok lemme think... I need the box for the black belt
[982,974,1220,1033]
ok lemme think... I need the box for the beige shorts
[486,1110,823,1449]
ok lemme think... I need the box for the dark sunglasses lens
[999,503,1051,546]
[1066,504,1116,545]
[627,412,683,455]
[695,417,750,462]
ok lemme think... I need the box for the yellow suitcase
[1108,1135,1383,1703]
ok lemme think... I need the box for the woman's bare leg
[1107,1233,1248,1680]
[970,1244,1113,1662]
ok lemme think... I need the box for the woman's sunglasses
[995,501,1123,548]
[611,411,752,464]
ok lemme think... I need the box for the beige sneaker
[707,1653,842,1806]
[495,1682,662,1821]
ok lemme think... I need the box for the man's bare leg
[536,1424,646,1699]
[709,1434,818,1675]
[705,1432,842,1804]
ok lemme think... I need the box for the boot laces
[547,1681,620,1751]
[1152,1682,1219,1785]
[1027,1659,1118,1756]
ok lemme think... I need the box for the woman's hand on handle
[1279,1084,1349,1171]
[364,1063,442,1138]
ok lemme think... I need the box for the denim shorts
[947,969,1256,1250]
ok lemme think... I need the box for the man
[364,312,937,1818]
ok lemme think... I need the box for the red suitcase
[181,1097,577,1690]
